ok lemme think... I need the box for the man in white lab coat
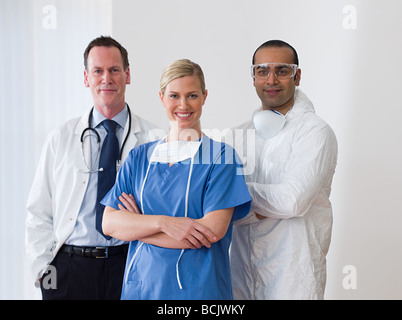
[25,36,161,299]
[230,40,338,299]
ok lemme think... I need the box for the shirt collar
[92,104,128,130]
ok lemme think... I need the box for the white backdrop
[1,0,402,299]
[0,0,113,299]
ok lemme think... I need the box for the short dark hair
[252,40,299,66]
[83,35,129,71]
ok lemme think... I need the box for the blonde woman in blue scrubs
[101,59,251,300]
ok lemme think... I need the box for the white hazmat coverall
[229,88,338,300]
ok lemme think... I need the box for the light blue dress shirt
[65,106,128,247]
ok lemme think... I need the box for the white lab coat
[25,107,161,287]
[229,89,338,299]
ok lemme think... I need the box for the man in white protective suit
[229,40,338,300]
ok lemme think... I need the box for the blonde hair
[160,59,206,95]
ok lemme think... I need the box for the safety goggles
[251,63,298,80]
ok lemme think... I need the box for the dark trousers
[41,246,128,300]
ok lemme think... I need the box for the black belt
[60,244,128,259]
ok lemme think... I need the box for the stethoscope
[79,106,132,174]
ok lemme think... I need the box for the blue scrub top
[102,136,251,300]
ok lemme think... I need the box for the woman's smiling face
[160,75,207,138]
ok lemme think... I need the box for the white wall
[1,0,401,299]
[0,0,113,299]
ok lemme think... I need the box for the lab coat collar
[92,105,128,130]
[75,108,91,136]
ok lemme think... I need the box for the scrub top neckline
[153,161,186,184]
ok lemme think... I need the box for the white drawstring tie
[126,137,201,290]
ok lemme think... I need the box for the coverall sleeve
[25,133,56,287]
[248,123,338,219]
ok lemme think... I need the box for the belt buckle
[95,247,109,259]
